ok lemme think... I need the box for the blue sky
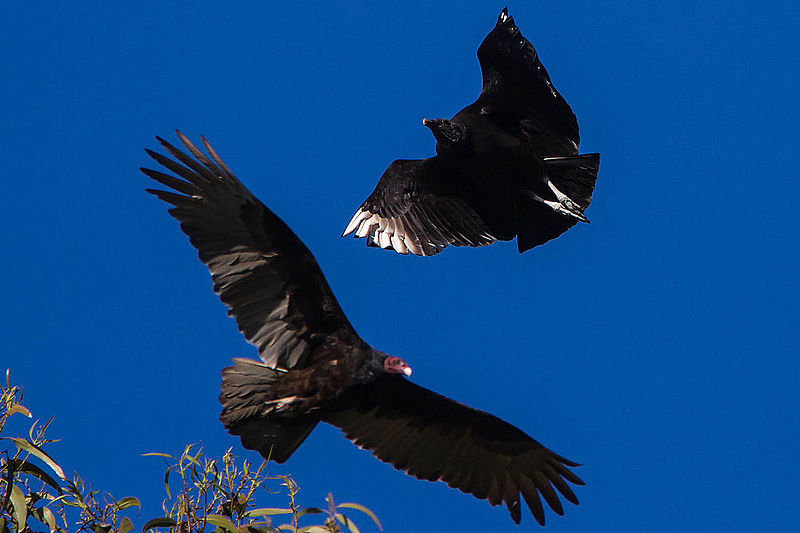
[3,1,799,531]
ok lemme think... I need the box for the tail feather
[219,358,284,424]
[516,201,578,253]
[542,153,600,210]
[515,153,599,253]
[226,416,318,463]
[219,358,319,463]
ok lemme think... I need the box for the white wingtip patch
[343,208,370,236]
[355,214,379,238]
[378,230,391,249]
[346,210,434,256]
[391,233,408,254]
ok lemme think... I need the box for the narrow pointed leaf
[60,499,85,509]
[337,503,382,530]
[141,453,174,459]
[245,525,281,533]
[163,467,171,499]
[7,406,31,418]
[242,508,292,518]
[142,517,177,532]
[335,514,360,533]
[296,528,330,533]
[6,459,62,493]
[10,484,27,531]
[204,515,236,532]
[294,507,324,519]
[5,438,65,479]
[41,506,57,533]
[116,497,141,511]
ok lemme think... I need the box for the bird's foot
[531,177,589,223]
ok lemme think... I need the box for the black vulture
[343,8,600,255]
[142,132,584,526]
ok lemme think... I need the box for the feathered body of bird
[142,129,584,526]
[343,8,600,255]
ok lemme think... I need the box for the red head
[384,356,412,377]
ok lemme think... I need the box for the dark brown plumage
[143,132,584,525]
[343,8,600,255]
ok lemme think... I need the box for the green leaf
[141,453,174,459]
[116,497,141,511]
[247,526,282,533]
[335,514,360,533]
[337,503,382,530]
[4,438,65,479]
[60,499,85,509]
[184,454,202,468]
[6,459,62,493]
[92,523,112,533]
[162,467,171,499]
[242,508,292,518]
[7,405,31,418]
[204,515,237,532]
[119,517,134,533]
[141,517,177,532]
[296,527,330,533]
[41,506,57,533]
[276,526,296,531]
[294,507,324,519]
[10,483,27,531]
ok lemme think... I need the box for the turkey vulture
[142,132,584,526]
[343,8,600,255]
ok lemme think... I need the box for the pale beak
[403,366,413,377]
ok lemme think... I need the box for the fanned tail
[219,358,318,463]
[516,153,599,253]
[542,153,600,211]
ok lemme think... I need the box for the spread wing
[325,375,584,526]
[142,131,365,369]
[476,8,580,156]
[342,158,496,256]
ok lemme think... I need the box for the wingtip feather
[498,7,511,25]
[200,135,235,177]
[342,209,368,237]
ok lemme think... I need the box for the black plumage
[143,132,584,526]
[343,8,600,255]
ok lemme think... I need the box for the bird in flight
[142,131,584,525]
[344,8,600,255]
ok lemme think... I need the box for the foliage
[0,371,381,533]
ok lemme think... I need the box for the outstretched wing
[476,8,580,156]
[325,375,584,526]
[342,158,496,256]
[142,131,365,369]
